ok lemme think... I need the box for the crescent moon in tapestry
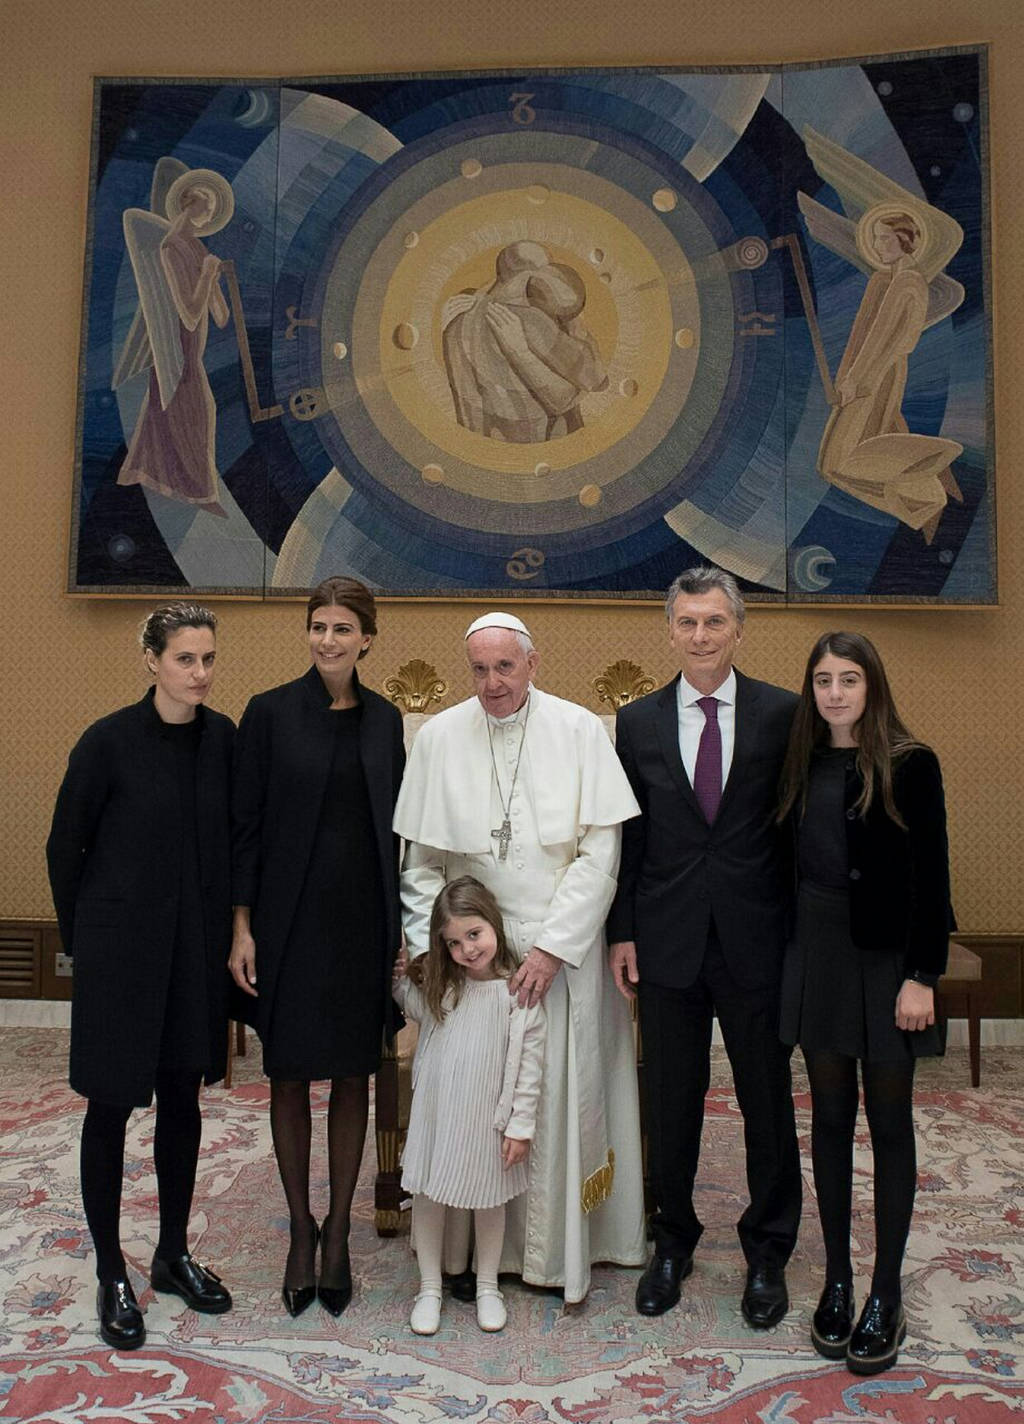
[72,50,992,602]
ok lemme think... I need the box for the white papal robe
[393,685,646,1302]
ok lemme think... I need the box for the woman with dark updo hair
[47,603,235,1351]
[230,575,404,1318]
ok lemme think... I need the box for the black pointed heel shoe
[318,1215,353,1317]
[282,1220,319,1318]
[810,1279,854,1358]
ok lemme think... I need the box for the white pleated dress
[397,976,545,1210]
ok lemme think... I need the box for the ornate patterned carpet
[0,1028,1020,1423]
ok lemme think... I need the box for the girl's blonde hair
[421,876,516,1021]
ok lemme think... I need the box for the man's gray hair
[664,566,746,626]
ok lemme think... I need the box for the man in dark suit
[608,566,802,1326]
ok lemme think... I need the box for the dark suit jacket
[231,665,405,1045]
[843,746,953,978]
[607,670,797,990]
[46,691,234,1105]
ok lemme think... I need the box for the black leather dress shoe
[97,1279,145,1350]
[445,1268,477,1303]
[846,1295,906,1374]
[741,1264,788,1328]
[150,1254,232,1314]
[635,1252,693,1316]
[811,1279,854,1358]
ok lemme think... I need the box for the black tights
[80,1071,203,1284]
[803,1049,917,1305]
[270,1075,368,1290]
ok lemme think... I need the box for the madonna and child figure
[442,240,608,443]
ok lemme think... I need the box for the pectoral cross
[491,818,512,861]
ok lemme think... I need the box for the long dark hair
[777,631,923,828]
[422,876,517,1022]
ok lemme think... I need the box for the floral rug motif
[0,1028,1021,1422]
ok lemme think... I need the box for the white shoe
[476,1288,506,1331]
[410,1289,442,1335]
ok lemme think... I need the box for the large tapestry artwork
[71,48,992,602]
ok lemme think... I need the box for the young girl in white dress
[393,875,545,1335]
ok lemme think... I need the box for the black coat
[231,666,405,1045]
[46,691,234,1105]
[607,670,798,990]
[842,746,953,978]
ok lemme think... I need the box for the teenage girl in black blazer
[230,576,404,1318]
[47,604,234,1351]
[778,631,952,1376]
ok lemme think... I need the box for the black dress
[262,705,386,1079]
[156,718,209,1077]
[780,748,943,1062]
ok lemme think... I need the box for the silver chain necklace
[488,695,531,861]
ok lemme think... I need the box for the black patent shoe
[846,1295,906,1375]
[811,1279,854,1358]
[282,1220,319,1318]
[445,1268,477,1303]
[318,1215,352,1317]
[98,1279,145,1350]
[635,1251,693,1316]
[150,1254,232,1314]
[741,1263,789,1329]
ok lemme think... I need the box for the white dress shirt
[676,668,737,791]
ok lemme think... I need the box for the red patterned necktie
[693,696,722,823]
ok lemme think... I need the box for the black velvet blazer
[841,745,953,979]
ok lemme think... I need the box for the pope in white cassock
[392,611,647,1303]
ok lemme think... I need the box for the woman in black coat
[46,603,235,1351]
[229,575,404,1318]
[778,631,952,1376]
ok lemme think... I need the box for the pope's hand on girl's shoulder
[502,1135,530,1167]
[895,978,935,1032]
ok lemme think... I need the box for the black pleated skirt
[780,881,943,1062]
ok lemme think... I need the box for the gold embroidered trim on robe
[580,1149,615,1214]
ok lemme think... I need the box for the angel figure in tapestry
[112,159,234,516]
[799,128,965,541]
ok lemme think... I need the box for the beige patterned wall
[3,0,1021,933]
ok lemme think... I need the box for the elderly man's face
[466,628,538,718]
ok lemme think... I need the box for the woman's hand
[229,908,258,996]
[895,979,934,1032]
[502,1135,530,1168]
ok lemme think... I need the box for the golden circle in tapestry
[352,181,683,500]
